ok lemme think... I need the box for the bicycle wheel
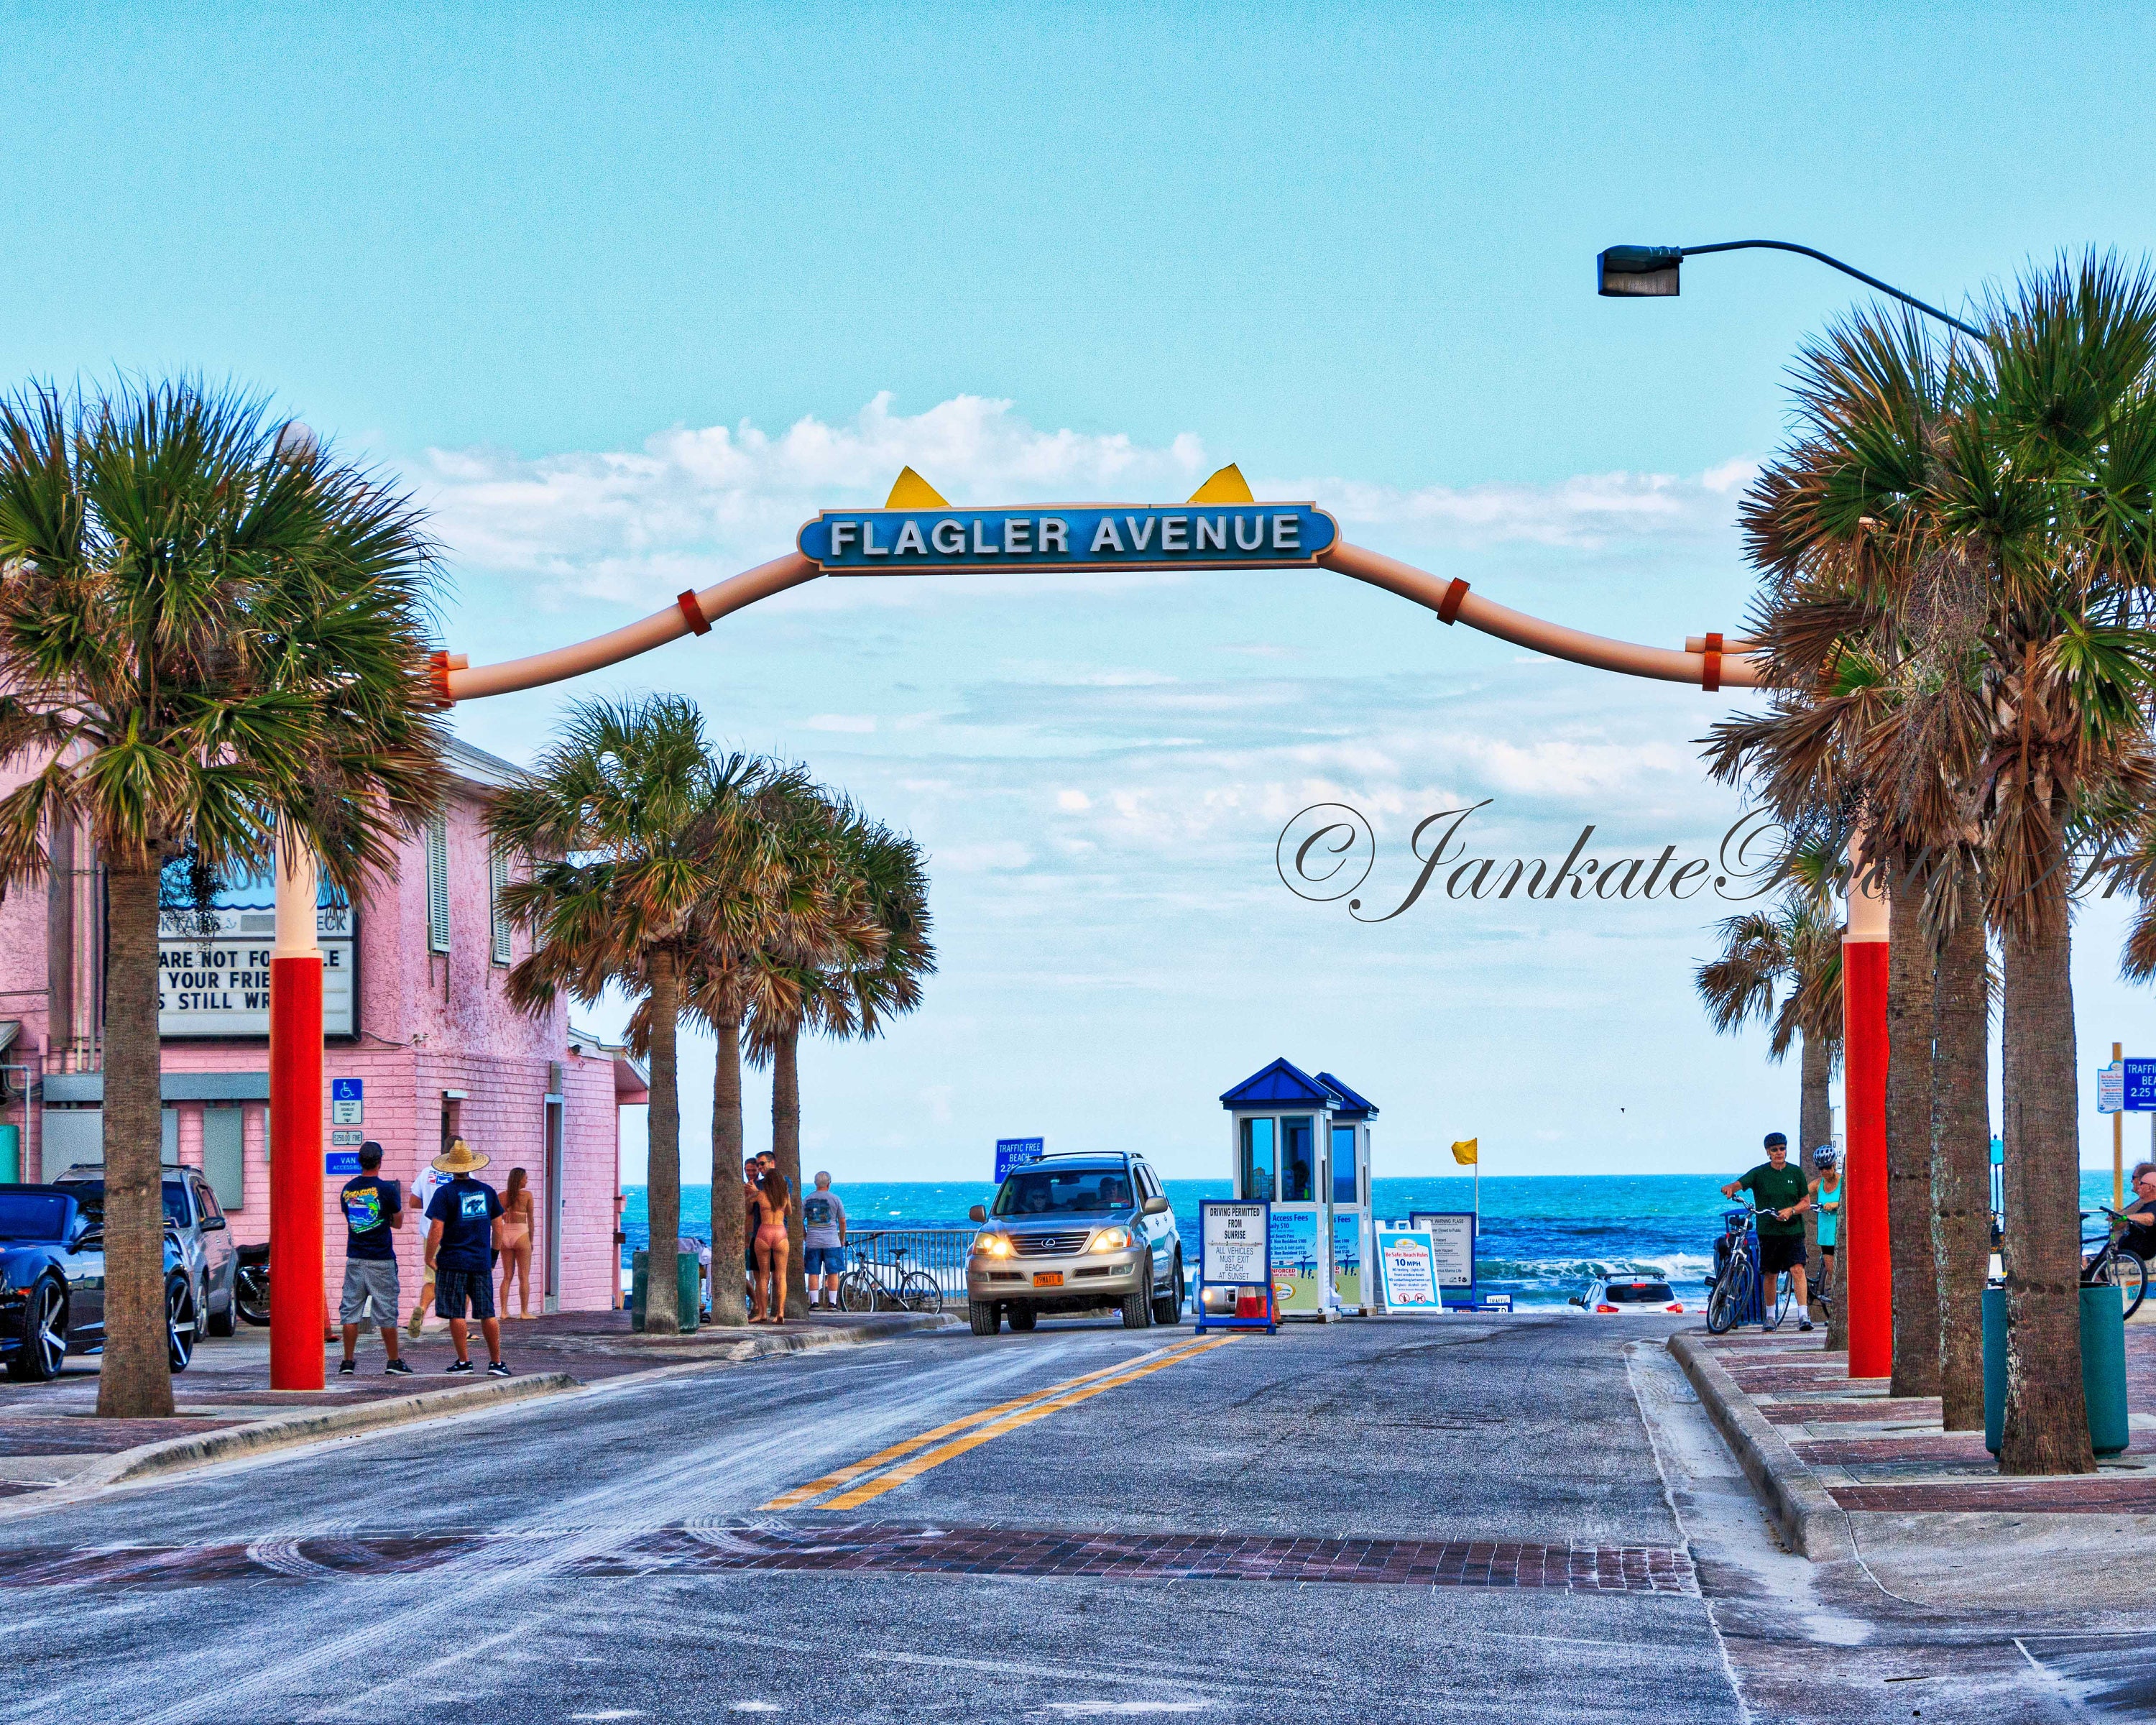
[896,1269,942,1315]
[2096,1248,2149,1321]
[1706,1263,1749,1335]
[837,1267,880,1312]
[1765,1270,1793,1332]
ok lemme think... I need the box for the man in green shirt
[1721,1132,1814,1333]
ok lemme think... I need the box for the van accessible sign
[799,504,1338,574]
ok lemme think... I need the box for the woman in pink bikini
[498,1167,536,1319]
[752,1167,791,1324]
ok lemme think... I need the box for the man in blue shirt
[338,1141,413,1377]
[423,1138,510,1377]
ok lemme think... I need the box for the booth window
[1332,1124,1358,1205]
[489,847,512,967]
[1280,1116,1315,1202]
[425,815,451,953]
[1240,1117,1275,1202]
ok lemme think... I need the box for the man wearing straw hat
[423,1138,511,1376]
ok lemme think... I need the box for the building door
[543,1098,564,1312]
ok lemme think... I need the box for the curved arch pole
[438,540,1761,702]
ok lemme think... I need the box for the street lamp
[1596,239,1983,339]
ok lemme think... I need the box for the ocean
[622,1171,2126,1308]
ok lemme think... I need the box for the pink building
[0,740,647,1314]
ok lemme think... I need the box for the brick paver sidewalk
[1700,1325,2156,1513]
[0,1308,937,1501]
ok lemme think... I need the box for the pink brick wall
[0,750,632,1312]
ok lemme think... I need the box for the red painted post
[269,845,325,1391]
[1842,832,1892,1379]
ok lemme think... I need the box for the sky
[10,2,2156,1183]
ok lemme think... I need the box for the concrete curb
[1668,1331,1854,1562]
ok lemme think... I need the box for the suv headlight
[972,1231,1014,1259]
[1089,1225,1132,1253]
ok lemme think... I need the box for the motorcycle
[234,1241,270,1327]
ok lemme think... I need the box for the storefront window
[1332,1124,1358,1205]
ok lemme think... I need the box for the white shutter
[490,847,512,967]
[425,816,451,952]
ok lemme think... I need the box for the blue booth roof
[1316,1071,1378,1120]
[1219,1058,1376,1118]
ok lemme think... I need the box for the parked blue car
[0,1184,200,1381]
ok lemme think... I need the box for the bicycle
[836,1244,943,1315]
[2080,1205,2149,1320]
[1705,1206,1795,1334]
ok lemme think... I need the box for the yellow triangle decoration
[885,466,949,509]
[1187,463,1254,505]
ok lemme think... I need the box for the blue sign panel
[994,1137,1045,1182]
[799,503,1339,574]
[331,1078,364,1102]
[326,1151,361,1177]
[2128,1060,2156,1111]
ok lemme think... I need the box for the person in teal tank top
[1808,1146,1841,1310]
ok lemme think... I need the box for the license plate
[1033,1271,1064,1287]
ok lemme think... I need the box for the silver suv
[965,1154,1183,1335]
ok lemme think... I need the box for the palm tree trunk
[1885,871,1940,1397]
[96,862,173,1419]
[1999,888,2095,1473]
[1931,891,1990,1430]
[1800,1031,1831,1318]
[708,1015,747,1326]
[772,1028,808,1313]
[643,947,681,1335]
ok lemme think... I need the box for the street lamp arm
[1677,241,1984,340]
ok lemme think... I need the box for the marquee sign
[159,869,356,1039]
[798,502,1338,574]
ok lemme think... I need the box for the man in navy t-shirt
[338,1141,413,1376]
[423,1138,510,1376]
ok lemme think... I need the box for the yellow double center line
[760,1335,1233,1513]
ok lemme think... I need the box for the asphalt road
[0,1312,2142,1722]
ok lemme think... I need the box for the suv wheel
[968,1299,1002,1337]
[206,1281,236,1338]
[1008,1306,1038,1332]
[1120,1255,1154,1329]
[1152,1251,1184,1326]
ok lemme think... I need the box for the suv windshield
[993,1166,1133,1218]
[1605,1282,1677,1304]
[58,1180,191,1227]
[0,1193,68,1241]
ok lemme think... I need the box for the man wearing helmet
[1721,1132,1814,1333]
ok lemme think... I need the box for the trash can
[630,1249,701,1334]
[1983,1283,2127,1456]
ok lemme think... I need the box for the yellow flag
[1452,1138,1478,1167]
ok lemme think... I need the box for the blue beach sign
[995,1137,1046,1181]
[799,502,1339,574]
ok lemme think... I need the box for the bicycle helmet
[1813,1145,1837,1168]
[1763,1131,1787,1149]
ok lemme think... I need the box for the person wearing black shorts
[1722,1132,1814,1333]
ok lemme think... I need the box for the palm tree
[747,795,934,1313]
[0,379,446,1418]
[489,696,787,1334]
[1714,257,2156,1471]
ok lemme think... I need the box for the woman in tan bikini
[752,1167,791,1325]
[499,1167,536,1319]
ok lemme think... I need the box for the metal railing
[847,1227,975,1300]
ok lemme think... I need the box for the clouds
[415,392,1757,608]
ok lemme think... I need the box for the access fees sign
[800,503,1339,574]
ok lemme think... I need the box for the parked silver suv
[965,1154,1182,1335]
[52,1163,238,1338]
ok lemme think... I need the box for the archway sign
[263,463,1889,1386]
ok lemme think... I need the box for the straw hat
[432,1137,490,1174]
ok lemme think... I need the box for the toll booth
[1219,1059,1378,1318]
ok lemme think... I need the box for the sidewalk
[0,1307,954,1508]
[1672,1323,2156,1603]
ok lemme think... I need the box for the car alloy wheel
[167,1276,198,1371]
[11,1279,66,1381]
